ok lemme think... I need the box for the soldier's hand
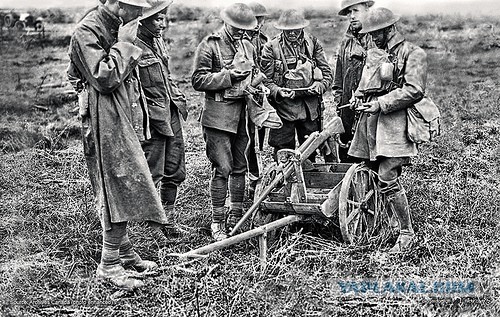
[361,101,381,113]
[306,81,323,95]
[229,69,251,82]
[277,88,295,99]
[350,97,363,110]
[118,19,139,43]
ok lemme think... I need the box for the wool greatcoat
[348,30,425,160]
[68,5,168,231]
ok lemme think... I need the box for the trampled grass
[1,13,499,316]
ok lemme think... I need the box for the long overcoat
[349,30,426,160]
[68,6,167,230]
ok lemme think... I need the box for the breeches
[203,123,248,180]
[268,117,320,161]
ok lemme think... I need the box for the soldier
[68,0,168,290]
[191,3,258,240]
[246,1,269,199]
[261,9,333,164]
[350,7,428,252]
[333,0,374,162]
[137,0,188,235]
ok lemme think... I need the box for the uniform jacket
[349,30,426,160]
[332,27,371,139]
[249,30,268,68]
[191,28,258,133]
[137,27,188,137]
[261,32,333,122]
[68,5,167,230]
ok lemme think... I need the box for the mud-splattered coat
[349,30,426,160]
[68,6,167,230]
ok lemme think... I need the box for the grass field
[0,12,499,316]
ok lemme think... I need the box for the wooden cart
[177,117,388,265]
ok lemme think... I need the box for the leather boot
[387,187,415,253]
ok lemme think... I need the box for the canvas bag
[407,96,441,144]
[214,41,253,100]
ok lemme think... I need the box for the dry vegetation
[0,8,499,316]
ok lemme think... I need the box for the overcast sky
[1,0,499,15]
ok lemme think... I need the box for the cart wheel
[339,163,381,245]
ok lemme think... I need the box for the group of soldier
[68,0,429,290]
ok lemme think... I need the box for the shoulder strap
[303,32,315,60]
[271,37,289,72]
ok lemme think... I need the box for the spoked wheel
[339,163,382,245]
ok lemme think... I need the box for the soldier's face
[346,4,369,31]
[143,12,167,37]
[226,24,246,40]
[370,28,389,48]
[119,3,143,24]
[283,29,303,42]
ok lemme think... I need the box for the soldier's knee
[379,177,404,197]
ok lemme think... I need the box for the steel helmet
[141,0,173,20]
[359,7,400,34]
[274,9,309,30]
[338,0,374,16]
[220,3,257,30]
[118,0,151,8]
[248,2,269,17]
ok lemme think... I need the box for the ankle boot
[96,264,144,290]
[211,206,227,241]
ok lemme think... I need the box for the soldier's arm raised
[69,24,142,94]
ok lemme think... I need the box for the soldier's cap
[220,3,258,30]
[338,0,374,16]
[274,9,309,30]
[141,0,173,21]
[359,7,399,34]
[248,2,269,17]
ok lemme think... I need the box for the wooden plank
[260,202,323,215]
[181,215,301,258]
[321,183,342,217]
[305,193,329,204]
[303,172,345,188]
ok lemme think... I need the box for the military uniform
[247,29,268,185]
[261,30,333,160]
[350,7,428,252]
[137,26,188,209]
[68,1,164,290]
[333,27,372,162]
[192,22,258,238]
